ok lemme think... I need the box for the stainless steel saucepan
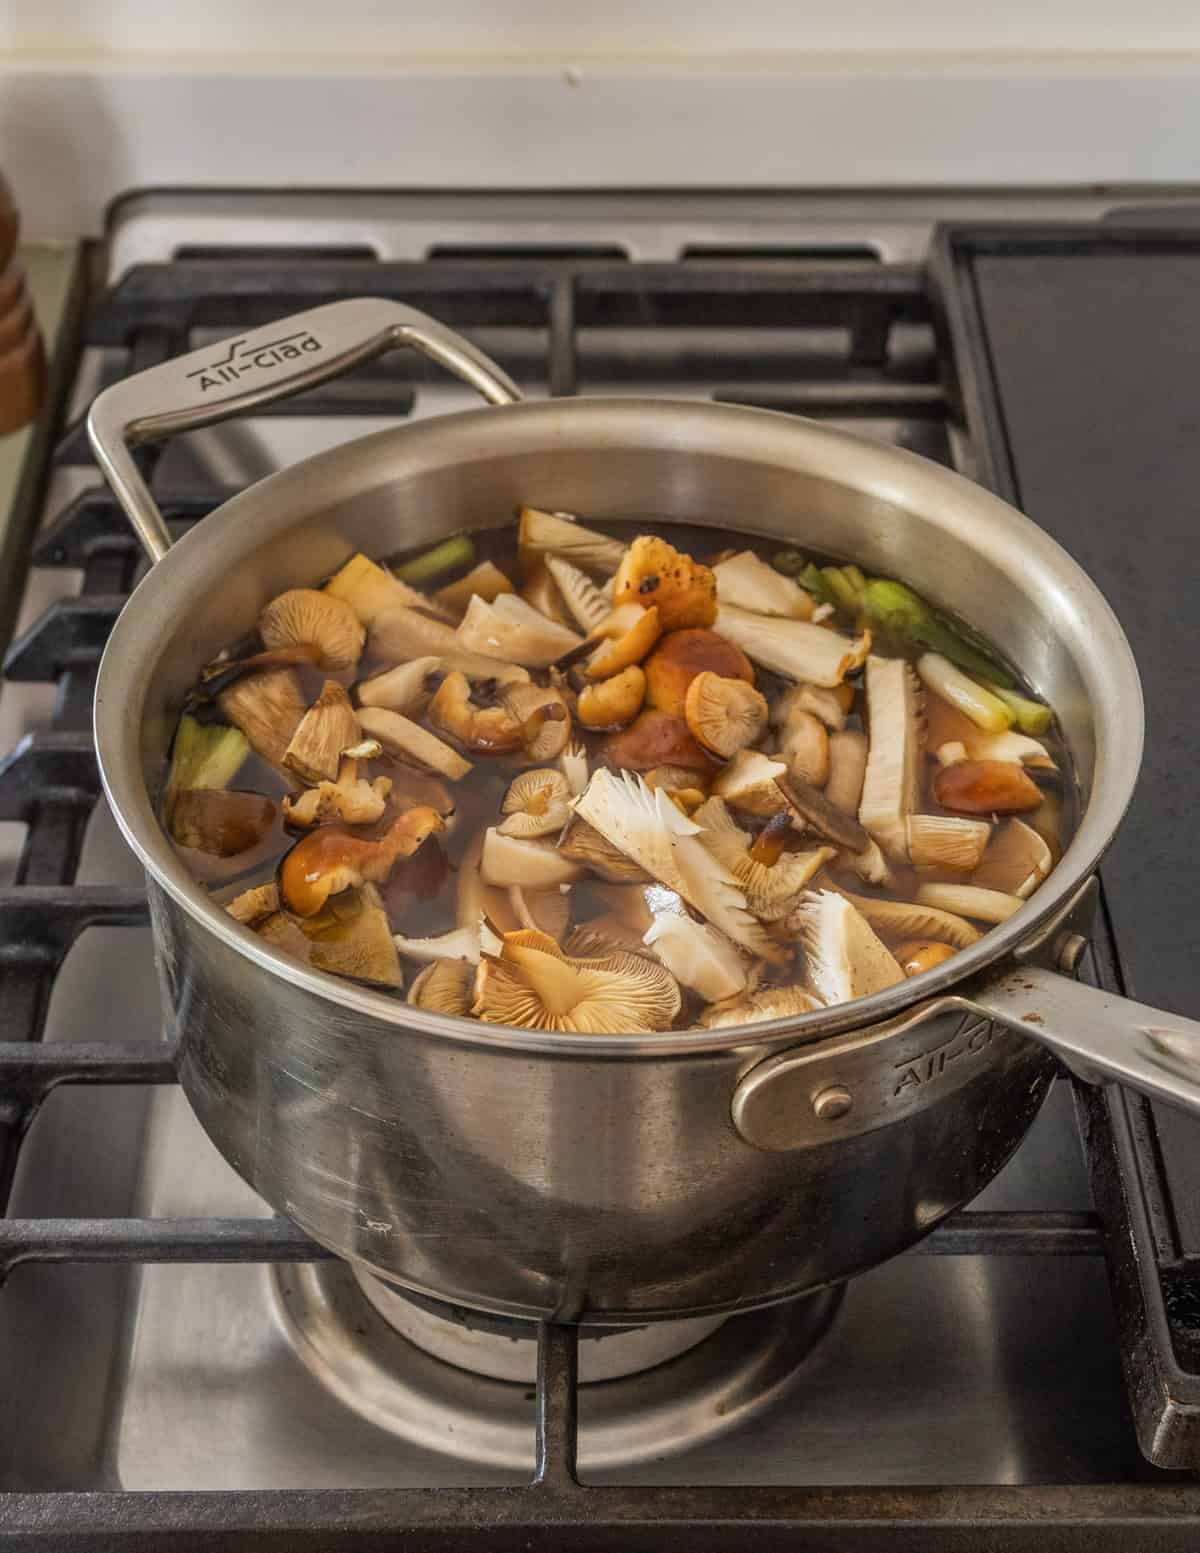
[88,298,1200,1325]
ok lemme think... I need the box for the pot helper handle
[86,297,522,565]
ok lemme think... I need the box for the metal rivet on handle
[812,1085,853,1122]
[1056,933,1088,976]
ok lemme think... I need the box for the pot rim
[94,396,1144,1058]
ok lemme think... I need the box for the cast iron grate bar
[33,487,231,565]
[0,731,101,819]
[2,596,126,681]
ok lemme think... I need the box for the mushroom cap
[283,679,361,785]
[713,550,814,620]
[684,672,769,760]
[692,796,834,920]
[171,789,276,856]
[577,665,646,730]
[498,769,573,838]
[599,709,715,776]
[643,628,754,717]
[278,806,444,916]
[794,888,906,1006]
[428,671,522,755]
[457,593,583,669]
[301,884,402,988]
[584,604,662,680]
[642,913,748,1004]
[612,535,718,631]
[933,759,1044,815]
[217,667,307,768]
[715,605,870,686]
[472,928,681,1034]
[259,588,365,672]
[501,682,573,761]
[970,818,1052,899]
[408,958,475,1015]
[914,882,1024,924]
[699,984,823,1029]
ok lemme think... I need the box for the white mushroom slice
[970,819,1053,899]
[480,828,583,890]
[858,656,924,861]
[433,560,515,618]
[794,889,906,1007]
[710,749,789,819]
[914,883,1024,924]
[356,656,442,715]
[325,551,453,625]
[545,555,611,632]
[356,705,472,781]
[822,885,981,950]
[457,593,583,669]
[692,796,834,921]
[517,507,627,575]
[825,729,868,816]
[393,926,482,963]
[408,958,474,1015]
[558,815,653,882]
[472,928,680,1033]
[842,838,894,888]
[573,769,778,960]
[499,769,574,838]
[962,729,1057,771]
[455,831,520,933]
[559,742,590,797]
[509,885,571,941]
[906,815,992,872]
[368,607,529,686]
[700,984,823,1029]
[713,550,814,620]
[715,605,871,686]
[777,707,830,788]
[642,914,748,1004]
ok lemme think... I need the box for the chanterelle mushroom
[858,656,925,860]
[612,535,718,631]
[584,604,662,680]
[472,928,681,1034]
[498,769,573,838]
[715,605,870,686]
[259,587,364,672]
[793,889,906,1006]
[283,680,361,785]
[692,796,834,921]
[278,806,444,916]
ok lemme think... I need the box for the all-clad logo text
[186,331,323,391]
[892,1017,995,1095]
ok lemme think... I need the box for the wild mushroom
[917,653,1012,734]
[642,913,749,1003]
[472,928,681,1034]
[367,607,529,687]
[858,656,924,860]
[170,790,276,856]
[583,604,662,680]
[520,563,574,628]
[600,709,715,776]
[454,831,521,934]
[933,759,1043,815]
[573,769,778,959]
[408,958,474,1015]
[217,667,307,768]
[715,605,870,686]
[392,925,482,963]
[226,881,282,926]
[958,729,1057,773]
[824,729,868,816]
[612,535,718,630]
[776,706,830,787]
[386,764,457,820]
[259,588,365,672]
[278,806,444,916]
[509,884,571,941]
[479,828,583,890]
[577,665,646,730]
[457,593,583,669]
[819,884,981,950]
[713,550,814,620]
[970,818,1053,898]
[915,882,1025,924]
[325,551,453,625]
[499,769,574,837]
[356,656,442,716]
[772,682,849,733]
[692,796,834,920]
[700,985,823,1029]
[163,715,249,816]
[566,916,653,957]
[710,749,789,819]
[774,772,870,853]
[518,507,627,574]
[892,939,959,978]
[684,672,768,760]
[643,628,754,716]
[906,814,992,872]
[428,671,523,755]
[500,681,573,761]
[841,838,895,889]
[433,560,515,618]
[356,705,472,782]
[302,883,402,987]
[282,752,392,828]
[793,889,906,1006]
[559,741,589,797]
[283,680,361,785]
[558,815,654,883]
[545,555,611,632]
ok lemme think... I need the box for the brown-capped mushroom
[858,656,925,860]
[577,665,646,730]
[518,507,627,575]
[643,628,755,717]
[259,588,364,672]
[428,671,523,755]
[970,818,1053,898]
[710,749,789,819]
[325,551,453,625]
[892,939,958,977]
[824,729,868,816]
[479,828,583,890]
[692,796,834,920]
[793,889,905,1006]
[171,789,276,856]
[584,604,662,680]
[713,550,814,620]
[408,958,474,1015]
[501,681,573,762]
[472,928,681,1034]
[715,605,870,686]
[302,883,402,987]
[933,759,1043,815]
[457,593,583,669]
[368,606,529,687]
[356,656,442,716]
[545,555,611,632]
[217,667,307,768]
[433,560,515,618]
[279,806,444,916]
[283,680,361,785]
[906,814,992,872]
[700,984,823,1029]
[914,882,1024,924]
[498,769,573,837]
[684,672,768,760]
[600,709,715,776]
[612,534,718,631]
[356,704,472,782]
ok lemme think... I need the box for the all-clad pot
[88,299,1200,1324]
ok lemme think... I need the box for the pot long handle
[86,297,523,566]
[963,962,1200,1115]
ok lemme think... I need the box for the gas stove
[1,189,1199,1548]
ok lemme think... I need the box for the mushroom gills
[472,928,681,1033]
[793,889,906,1006]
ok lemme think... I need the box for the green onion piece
[799,562,837,605]
[821,567,864,613]
[842,564,868,595]
[393,534,476,585]
[165,715,249,813]
[772,548,806,576]
[984,682,1052,735]
[860,577,1015,688]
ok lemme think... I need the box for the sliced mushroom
[642,913,749,1003]
[906,814,992,872]
[480,828,583,890]
[392,925,482,963]
[914,882,1024,924]
[960,729,1058,772]
[501,681,573,761]
[303,883,402,987]
[970,818,1053,898]
[713,550,814,620]
[457,593,583,669]
[772,682,848,733]
[600,709,715,776]
[499,769,574,837]
[692,796,834,920]
[433,560,515,618]
[715,605,870,686]
[226,881,281,926]
[700,984,823,1029]
[858,656,924,860]
[559,741,590,797]
[454,831,521,934]
[892,939,958,978]
[841,838,895,888]
[428,671,522,755]
[558,814,653,883]
[824,729,868,816]
[820,884,981,950]
[643,627,755,717]
[278,806,444,916]
[775,772,869,853]
[472,928,681,1034]
[368,607,529,687]
[282,755,392,829]
[520,562,574,628]
[217,667,307,768]
[518,507,627,575]
[778,707,830,788]
[408,958,475,1015]
[356,656,442,716]
[509,884,571,941]
[545,555,611,632]
[566,916,653,957]
[793,889,905,1006]
[933,759,1043,815]
[259,587,364,672]
[684,672,768,760]
[283,680,361,785]
[710,749,789,819]
[584,604,662,680]
[612,534,718,631]
[577,665,646,730]
[257,911,314,965]
[325,551,453,625]
[356,704,472,782]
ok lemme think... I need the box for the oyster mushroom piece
[226,881,282,926]
[472,928,681,1034]
[858,656,924,861]
[279,806,444,916]
[501,681,573,762]
[499,769,574,838]
[906,814,992,872]
[325,551,453,625]
[356,656,442,716]
[302,883,402,987]
[518,507,627,575]
[282,753,393,829]
[777,707,830,788]
[970,818,1053,899]
[700,984,823,1029]
[577,665,646,730]
[794,889,906,1006]
[713,550,815,620]
[217,667,307,768]
[170,789,276,856]
[715,605,870,686]
[392,925,482,963]
[824,729,868,816]
[684,672,768,760]
[692,796,835,920]
[642,913,748,1004]
[259,588,365,672]
[612,535,718,631]
[545,555,611,632]
[480,828,583,890]
[644,627,754,716]
[915,882,1025,924]
[933,759,1043,816]
[408,958,475,1015]
[433,560,515,619]
[457,593,583,669]
[283,680,361,785]
[584,604,662,680]
[558,741,589,797]
[428,671,523,755]
[367,607,529,687]
[356,705,472,782]
[710,749,789,819]
[558,815,653,883]
[821,885,981,950]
